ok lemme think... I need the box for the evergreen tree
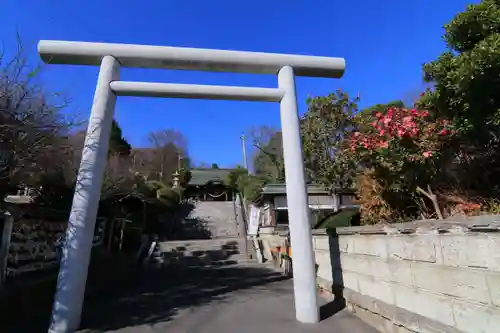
[109,119,131,156]
[418,0,500,195]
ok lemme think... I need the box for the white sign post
[247,205,263,264]
[247,205,260,236]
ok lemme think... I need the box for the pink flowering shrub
[349,108,453,171]
[346,107,455,222]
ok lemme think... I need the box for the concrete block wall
[313,215,500,333]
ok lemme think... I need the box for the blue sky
[1,0,476,167]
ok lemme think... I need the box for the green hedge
[317,208,360,230]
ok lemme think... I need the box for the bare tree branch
[0,44,76,201]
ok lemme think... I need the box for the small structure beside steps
[249,183,358,273]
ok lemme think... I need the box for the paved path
[78,263,377,333]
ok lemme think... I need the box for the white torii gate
[37,40,345,333]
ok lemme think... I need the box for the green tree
[109,119,131,156]
[236,173,271,203]
[249,91,359,187]
[211,163,219,169]
[249,126,284,181]
[301,90,359,186]
[361,100,405,115]
[419,0,500,195]
[224,166,248,191]
[421,0,500,132]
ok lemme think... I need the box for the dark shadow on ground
[0,250,136,333]
[79,264,289,332]
[318,229,346,321]
[1,254,288,332]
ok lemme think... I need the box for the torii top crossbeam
[38,40,345,78]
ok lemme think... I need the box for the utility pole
[240,133,249,173]
[238,133,250,263]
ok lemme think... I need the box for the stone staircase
[171,201,241,240]
[193,201,241,238]
[159,200,250,267]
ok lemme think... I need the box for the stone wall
[1,211,106,280]
[313,215,500,333]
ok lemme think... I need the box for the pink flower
[438,129,448,136]
[353,131,360,137]
[376,141,389,149]
[375,112,382,118]
[423,151,433,158]
[421,111,429,117]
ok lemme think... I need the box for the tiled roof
[261,183,356,196]
[188,168,234,186]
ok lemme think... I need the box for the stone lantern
[172,171,180,188]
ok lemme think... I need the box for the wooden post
[0,212,14,288]
[107,218,115,253]
[118,219,125,252]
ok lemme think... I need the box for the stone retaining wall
[313,215,500,333]
[3,216,106,279]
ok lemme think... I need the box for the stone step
[165,254,251,264]
[182,201,241,239]
[164,256,255,268]
[159,237,250,267]
[159,237,245,252]
[162,249,245,260]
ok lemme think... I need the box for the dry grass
[355,170,396,224]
